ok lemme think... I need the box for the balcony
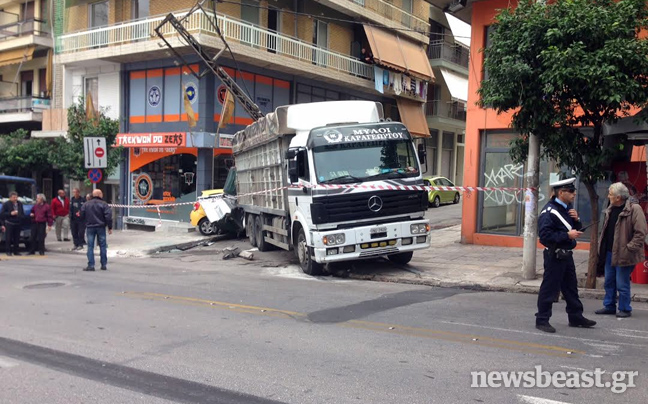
[427,40,469,71]
[57,9,374,84]
[0,11,52,52]
[425,100,466,122]
[348,0,429,33]
[0,96,50,123]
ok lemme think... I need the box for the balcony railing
[425,100,466,121]
[427,40,469,69]
[348,0,429,33]
[57,9,374,80]
[0,11,50,40]
[0,96,51,113]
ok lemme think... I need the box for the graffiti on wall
[484,163,545,206]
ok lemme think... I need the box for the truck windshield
[313,140,419,184]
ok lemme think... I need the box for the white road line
[616,328,648,334]
[435,320,648,348]
[518,394,572,404]
[0,356,19,369]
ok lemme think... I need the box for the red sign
[95,147,105,158]
[115,133,186,148]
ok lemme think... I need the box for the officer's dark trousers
[536,249,584,324]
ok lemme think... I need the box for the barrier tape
[108,184,535,211]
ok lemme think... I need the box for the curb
[346,273,648,303]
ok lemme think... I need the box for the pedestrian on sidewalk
[595,182,647,318]
[69,188,86,250]
[0,192,24,256]
[51,189,70,242]
[81,189,112,271]
[28,194,53,256]
[535,178,596,333]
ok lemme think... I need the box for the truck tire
[255,215,270,252]
[296,227,324,276]
[247,214,257,247]
[198,218,214,236]
[388,251,413,265]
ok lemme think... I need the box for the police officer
[536,178,596,333]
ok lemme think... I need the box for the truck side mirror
[417,143,427,166]
[288,160,298,183]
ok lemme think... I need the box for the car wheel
[388,251,413,265]
[198,218,214,236]
[211,222,222,235]
[432,196,441,208]
[296,227,324,276]
[255,215,270,252]
[453,193,460,204]
[247,214,257,247]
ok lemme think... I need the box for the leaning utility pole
[521,133,540,280]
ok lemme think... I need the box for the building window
[401,0,412,27]
[85,77,99,110]
[312,20,328,66]
[296,83,339,104]
[90,1,108,28]
[132,0,149,19]
[483,25,495,82]
[21,70,33,97]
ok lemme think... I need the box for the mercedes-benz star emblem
[368,195,383,212]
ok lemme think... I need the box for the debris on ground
[222,247,255,260]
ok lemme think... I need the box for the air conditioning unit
[447,0,467,13]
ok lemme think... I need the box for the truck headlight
[323,233,345,246]
[410,224,429,235]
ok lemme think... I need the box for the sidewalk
[345,225,648,303]
[44,229,215,258]
[43,225,648,302]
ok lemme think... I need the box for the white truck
[231,100,431,275]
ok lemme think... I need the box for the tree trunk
[522,133,540,280]
[584,181,599,289]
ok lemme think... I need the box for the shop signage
[134,173,153,202]
[116,133,186,147]
[218,134,234,148]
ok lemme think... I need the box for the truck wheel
[388,251,413,265]
[198,218,214,236]
[247,215,257,247]
[431,196,441,208]
[296,228,324,275]
[255,216,270,252]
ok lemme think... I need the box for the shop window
[213,154,233,189]
[130,154,197,222]
[85,77,99,110]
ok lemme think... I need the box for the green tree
[478,0,648,288]
[0,129,52,177]
[52,98,121,181]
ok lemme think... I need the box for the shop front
[116,132,232,227]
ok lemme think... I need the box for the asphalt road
[1,246,647,404]
[425,198,462,229]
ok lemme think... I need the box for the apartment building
[0,0,53,134]
[422,5,469,185]
[48,0,435,228]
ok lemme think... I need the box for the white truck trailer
[232,100,431,275]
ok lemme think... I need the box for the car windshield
[313,139,419,184]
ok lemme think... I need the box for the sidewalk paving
[42,225,648,303]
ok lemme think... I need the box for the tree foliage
[478,0,648,287]
[0,129,52,177]
[52,98,121,181]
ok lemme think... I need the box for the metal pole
[522,133,540,280]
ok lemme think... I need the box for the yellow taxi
[190,189,224,235]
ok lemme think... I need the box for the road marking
[121,292,584,358]
[0,356,19,369]
[518,395,572,404]
[435,320,648,349]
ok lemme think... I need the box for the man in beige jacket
[595,182,647,318]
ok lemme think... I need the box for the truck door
[287,149,313,225]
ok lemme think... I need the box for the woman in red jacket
[29,194,54,256]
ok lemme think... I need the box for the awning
[445,13,471,47]
[397,98,430,137]
[440,68,468,103]
[364,25,434,81]
[0,46,35,68]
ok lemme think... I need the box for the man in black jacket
[535,178,596,333]
[69,188,86,250]
[1,192,25,256]
[81,189,112,271]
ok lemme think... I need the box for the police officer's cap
[550,177,576,191]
